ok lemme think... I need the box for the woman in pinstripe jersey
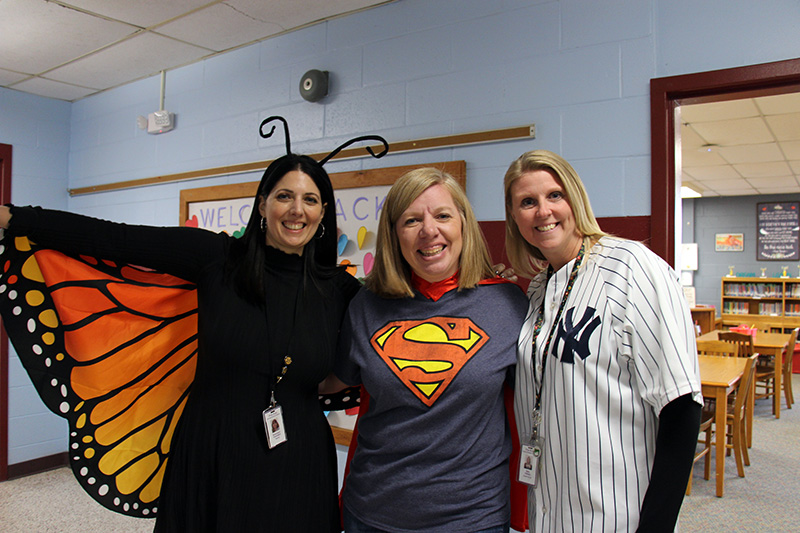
[503,150,702,532]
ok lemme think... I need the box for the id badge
[518,438,543,487]
[263,405,287,449]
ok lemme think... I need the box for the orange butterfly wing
[0,236,197,517]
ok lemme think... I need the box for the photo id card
[263,405,287,449]
[518,440,542,487]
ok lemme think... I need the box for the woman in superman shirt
[321,167,528,533]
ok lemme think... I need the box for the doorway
[650,58,800,266]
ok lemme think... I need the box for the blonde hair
[367,167,494,298]
[503,150,606,278]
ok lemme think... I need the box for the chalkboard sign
[757,201,799,261]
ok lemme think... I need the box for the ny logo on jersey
[552,306,601,364]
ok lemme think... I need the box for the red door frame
[0,143,12,481]
[650,58,800,266]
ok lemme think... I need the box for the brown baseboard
[6,452,69,480]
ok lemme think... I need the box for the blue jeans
[342,506,510,533]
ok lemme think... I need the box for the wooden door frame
[650,58,800,266]
[0,143,11,481]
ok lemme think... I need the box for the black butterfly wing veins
[0,236,198,517]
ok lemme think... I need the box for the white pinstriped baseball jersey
[514,236,702,533]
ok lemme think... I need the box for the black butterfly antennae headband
[259,116,389,164]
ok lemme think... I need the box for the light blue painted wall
[3,0,799,472]
[0,88,72,462]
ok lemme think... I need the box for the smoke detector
[137,110,174,134]
[136,71,175,134]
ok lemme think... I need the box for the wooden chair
[696,340,740,420]
[694,354,759,486]
[718,331,755,357]
[696,339,739,357]
[784,331,797,408]
[755,327,797,412]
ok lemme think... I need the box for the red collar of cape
[411,271,513,302]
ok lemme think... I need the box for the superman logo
[370,317,488,407]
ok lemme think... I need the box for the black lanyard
[531,242,585,415]
[266,282,303,408]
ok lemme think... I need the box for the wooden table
[698,354,749,497]
[697,330,790,419]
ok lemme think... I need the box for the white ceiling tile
[766,113,800,141]
[681,147,727,167]
[0,68,30,86]
[679,124,705,149]
[735,161,792,178]
[60,0,221,29]
[680,98,759,123]
[681,169,698,180]
[0,0,136,74]
[717,189,759,196]
[228,0,390,29]
[691,116,774,146]
[718,143,784,164]
[755,92,800,115]
[746,176,798,188]
[156,4,285,53]
[682,165,740,180]
[0,0,391,101]
[790,160,800,174]
[781,141,800,159]
[45,32,211,89]
[12,76,97,101]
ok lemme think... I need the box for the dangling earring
[316,222,326,240]
[260,217,266,233]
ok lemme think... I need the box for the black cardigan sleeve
[7,205,225,282]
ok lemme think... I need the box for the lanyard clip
[530,408,542,440]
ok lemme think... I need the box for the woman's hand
[492,263,518,283]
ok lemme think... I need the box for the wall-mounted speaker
[299,69,329,102]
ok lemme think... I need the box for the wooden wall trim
[71,125,534,197]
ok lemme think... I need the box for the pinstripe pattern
[514,237,702,532]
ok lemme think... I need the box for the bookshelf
[720,277,800,331]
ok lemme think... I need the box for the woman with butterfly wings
[0,117,387,532]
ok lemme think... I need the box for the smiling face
[509,169,583,271]
[395,184,463,283]
[258,170,325,256]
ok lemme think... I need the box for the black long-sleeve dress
[5,206,360,532]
